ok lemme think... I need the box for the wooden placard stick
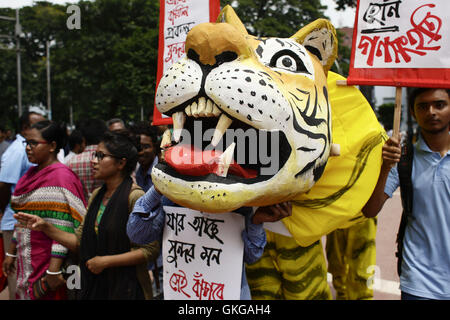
[393,86,402,140]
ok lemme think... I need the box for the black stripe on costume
[291,103,328,179]
[323,86,331,145]
[351,239,376,260]
[248,289,283,300]
[282,265,327,294]
[246,267,283,282]
[293,132,385,208]
[275,240,320,260]
[292,86,326,127]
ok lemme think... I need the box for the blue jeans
[401,291,432,300]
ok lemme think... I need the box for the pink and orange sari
[11,163,86,300]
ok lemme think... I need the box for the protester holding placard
[363,88,450,300]
[14,130,160,300]
[126,185,291,300]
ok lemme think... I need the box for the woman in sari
[2,121,86,300]
[14,130,159,300]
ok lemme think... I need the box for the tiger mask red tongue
[165,143,257,179]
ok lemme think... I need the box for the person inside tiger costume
[150,5,385,300]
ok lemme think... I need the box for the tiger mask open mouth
[152,6,338,213]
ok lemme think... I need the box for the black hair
[129,121,158,146]
[31,120,68,154]
[79,118,108,145]
[409,88,450,111]
[106,118,125,128]
[100,129,139,177]
[68,129,84,150]
[18,111,34,133]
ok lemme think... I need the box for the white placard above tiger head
[153,5,338,213]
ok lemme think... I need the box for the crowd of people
[0,112,163,300]
[0,87,449,300]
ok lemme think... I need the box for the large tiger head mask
[152,5,338,213]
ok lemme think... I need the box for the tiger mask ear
[291,19,338,73]
[216,5,248,36]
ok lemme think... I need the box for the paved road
[1,193,403,301]
[372,191,403,299]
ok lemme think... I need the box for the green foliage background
[0,0,352,130]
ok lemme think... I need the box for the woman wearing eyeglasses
[14,130,159,300]
[2,120,86,300]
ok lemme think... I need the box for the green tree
[333,0,357,11]
[0,0,356,129]
[220,0,327,38]
[0,4,59,129]
[0,0,160,128]
[50,0,160,123]
[0,34,19,130]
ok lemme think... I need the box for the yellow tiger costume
[246,234,332,300]
[153,5,386,300]
[247,72,385,300]
[326,217,377,300]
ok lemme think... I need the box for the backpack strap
[395,133,414,276]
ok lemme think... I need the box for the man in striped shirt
[67,119,107,200]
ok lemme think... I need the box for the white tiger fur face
[152,7,338,213]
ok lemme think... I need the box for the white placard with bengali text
[154,0,214,124]
[353,0,450,68]
[162,0,211,73]
[162,206,245,300]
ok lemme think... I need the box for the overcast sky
[322,0,356,28]
[0,0,78,8]
[0,0,356,28]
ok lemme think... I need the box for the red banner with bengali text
[347,0,450,88]
[152,0,221,125]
